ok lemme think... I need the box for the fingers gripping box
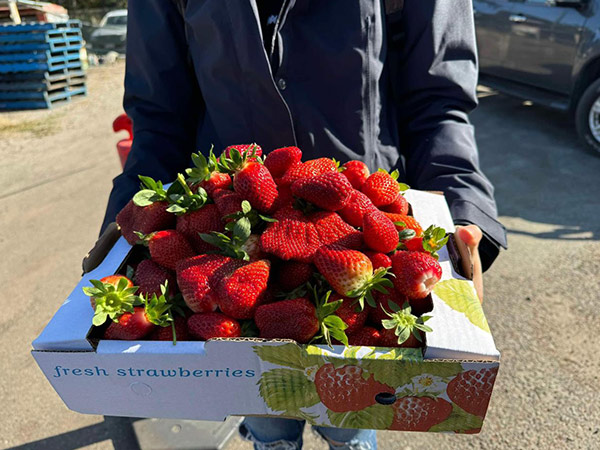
[32,191,500,433]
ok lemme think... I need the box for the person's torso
[180,0,402,172]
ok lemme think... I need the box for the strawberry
[275,261,314,292]
[83,276,139,324]
[391,251,442,299]
[338,189,377,227]
[219,146,279,213]
[255,297,319,343]
[363,210,399,253]
[446,367,498,418]
[309,211,362,249]
[216,259,271,319]
[134,259,176,299]
[223,143,263,159]
[279,162,318,186]
[187,312,241,340]
[381,193,409,215]
[379,301,432,347]
[213,188,244,219]
[176,204,224,253]
[341,160,369,189]
[368,287,408,325]
[291,171,353,211]
[136,230,195,271]
[390,397,453,431]
[264,146,302,178]
[305,157,339,173]
[332,295,368,334]
[383,213,423,236]
[149,315,190,341]
[197,172,231,196]
[363,251,392,270]
[186,150,232,196]
[314,364,394,412]
[103,306,156,340]
[399,225,449,259]
[347,327,382,346]
[259,206,322,263]
[313,245,393,309]
[117,200,174,245]
[361,171,401,207]
[270,182,294,211]
[176,254,242,312]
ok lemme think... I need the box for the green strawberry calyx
[381,301,433,345]
[164,173,209,215]
[83,277,142,327]
[310,288,349,348]
[223,200,277,233]
[420,225,449,259]
[185,146,218,185]
[216,144,262,174]
[144,282,187,345]
[132,175,168,207]
[346,267,395,311]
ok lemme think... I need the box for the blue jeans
[240,416,377,450]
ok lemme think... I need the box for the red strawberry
[347,327,382,346]
[309,211,362,249]
[364,251,392,270]
[84,275,135,310]
[176,254,242,312]
[213,188,244,219]
[117,200,175,245]
[400,225,449,259]
[223,143,263,159]
[363,210,399,253]
[134,259,176,299]
[383,213,423,236]
[139,230,195,271]
[313,245,392,307]
[148,315,190,341]
[341,160,369,189]
[381,193,409,215]
[195,172,232,196]
[305,157,339,173]
[332,295,368,334]
[259,206,322,263]
[279,162,318,186]
[233,161,279,213]
[216,259,271,319]
[390,397,453,431]
[270,183,294,211]
[361,171,400,207]
[291,171,353,211]
[391,251,442,299]
[403,236,424,252]
[380,328,423,348]
[264,146,302,178]
[176,204,224,253]
[187,312,241,340]
[314,364,394,412]
[255,297,319,343]
[446,367,498,418]
[338,189,377,227]
[275,261,314,292]
[368,288,408,325]
[103,306,156,340]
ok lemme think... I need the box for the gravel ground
[1,64,599,450]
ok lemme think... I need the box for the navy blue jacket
[102,0,507,269]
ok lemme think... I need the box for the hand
[454,225,483,303]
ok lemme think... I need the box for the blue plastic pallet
[0,50,80,63]
[0,72,85,92]
[0,84,86,110]
[0,21,81,33]
[0,59,82,74]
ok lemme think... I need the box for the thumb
[456,225,482,251]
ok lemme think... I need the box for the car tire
[575,78,600,155]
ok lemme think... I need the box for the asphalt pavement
[1,65,599,450]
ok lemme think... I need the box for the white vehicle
[89,9,127,55]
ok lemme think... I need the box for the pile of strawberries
[84,144,449,349]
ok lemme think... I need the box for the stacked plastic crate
[0,21,87,110]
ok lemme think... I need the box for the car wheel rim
[588,97,600,142]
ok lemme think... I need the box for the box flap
[32,237,133,351]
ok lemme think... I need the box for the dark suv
[474,0,600,154]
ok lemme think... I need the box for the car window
[105,16,127,26]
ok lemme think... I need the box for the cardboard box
[32,190,500,433]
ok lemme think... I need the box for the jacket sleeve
[392,0,507,270]
[100,0,203,233]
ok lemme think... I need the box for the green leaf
[327,404,394,429]
[397,182,410,192]
[258,368,320,413]
[92,312,108,326]
[233,217,252,243]
[139,175,157,190]
[366,361,463,388]
[433,279,490,333]
[253,344,312,370]
[428,403,484,433]
[241,200,252,214]
[132,190,158,207]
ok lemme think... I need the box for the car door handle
[509,14,527,23]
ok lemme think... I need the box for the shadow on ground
[472,89,600,241]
